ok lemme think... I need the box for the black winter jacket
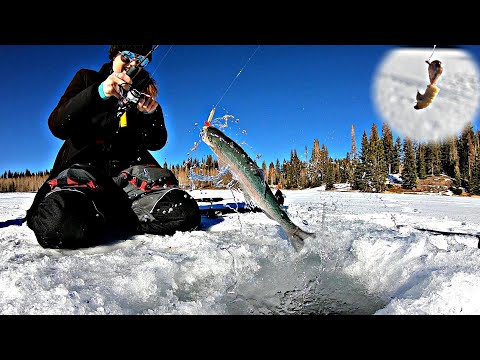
[27,62,168,217]
[48,62,167,177]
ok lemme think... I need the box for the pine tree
[392,137,402,173]
[281,159,288,188]
[417,142,427,179]
[348,124,359,185]
[319,144,330,186]
[470,132,480,194]
[325,160,335,190]
[369,123,387,192]
[459,124,475,187]
[466,128,476,189]
[382,122,394,174]
[402,138,417,190]
[351,124,357,161]
[339,156,351,184]
[275,159,282,185]
[448,135,462,186]
[353,130,370,191]
[471,162,480,195]
[286,150,302,189]
[309,139,322,187]
[425,142,442,176]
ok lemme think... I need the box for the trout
[202,124,315,251]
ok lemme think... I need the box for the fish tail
[414,85,439,110]
[416,90,424,101]
[288,229,316,252]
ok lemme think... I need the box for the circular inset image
[373,47,480,142]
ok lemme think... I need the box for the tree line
[2,122,480,195]
[168,122,480,195]
[0,169,50,192]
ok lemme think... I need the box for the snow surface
[1,189,480,315]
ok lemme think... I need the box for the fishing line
[426,45,437,62]
[213,45,261,110]
[149,45,174,77]
[192,46,261,189]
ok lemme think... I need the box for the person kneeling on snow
[26,45,201,249]
[274,185,285,206]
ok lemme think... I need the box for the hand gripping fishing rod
[117,45,160,128]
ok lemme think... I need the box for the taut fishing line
[149,45,174,78]
[213,45,261,110]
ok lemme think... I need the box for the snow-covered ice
[1,188,479,315]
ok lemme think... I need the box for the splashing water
[190,114,237,160]
[210,114,235,130]
[187,160,255,213]
[190,141,199,152]
[188,164,233,189]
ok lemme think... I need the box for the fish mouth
[201,126,211,145]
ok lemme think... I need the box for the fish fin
[252,167,270,198]
[245,195,258,209]
[414,90,426,110]
[233,181,258,209]
[217,158,228,171]
[416,90,425,101]
[288,229,316,252]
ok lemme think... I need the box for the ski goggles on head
[119,50,150,67]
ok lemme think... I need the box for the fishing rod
[117,45,160,128]
[148,45,174,78]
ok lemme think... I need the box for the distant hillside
[386,174,469,196]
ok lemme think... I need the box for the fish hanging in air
[201,108,315,252]
[414,59,443,110]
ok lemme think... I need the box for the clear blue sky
[1,45,479,174]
